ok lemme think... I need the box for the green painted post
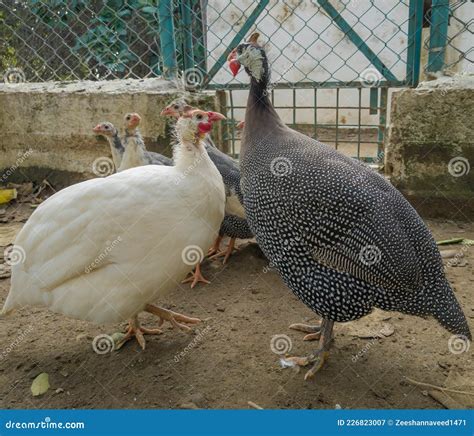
[406,0,423,86]
[158,0,178,79]
[427,0,450,73]
[181,0,195,72]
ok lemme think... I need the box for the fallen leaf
[31,373,50,396]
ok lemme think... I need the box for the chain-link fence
[424,0,474,75]
[1,1,472,160]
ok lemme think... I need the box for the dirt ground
[0,201,472,409]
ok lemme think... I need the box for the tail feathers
[431,286,471,341]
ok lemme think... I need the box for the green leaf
[31,373,50,397]
[141,6,157,15]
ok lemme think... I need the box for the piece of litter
[31,373,50,397]
[280,358,296,368]
[248,401,264,410]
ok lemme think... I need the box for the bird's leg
[145,304,200,332]
[209,237,237,264]
[289,321,322,341]
[285,319,334,380]
[117,315,163,350]
[207,235,223,257]
[181,263,210,288]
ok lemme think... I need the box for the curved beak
[160,107,173,116]
[227,49,241,77]
[92,124,102,133]
[207,111,226,122]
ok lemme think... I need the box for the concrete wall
[386,74,474,219]
[0,79,216,187]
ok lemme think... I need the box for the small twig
[404,377,474,396]
[247,401,264,410]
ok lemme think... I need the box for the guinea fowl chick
[161,100,253,265]
[92,122,124,170]
[1,109,226,350]
[228,33,471,379]
[119,113,172,172]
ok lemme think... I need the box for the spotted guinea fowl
[2,109,226,349]
[162,100,253,265]
[228,33,471,379]
[119,113,173,171]
[92,122,124,170]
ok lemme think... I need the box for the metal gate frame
[162,0,426,160]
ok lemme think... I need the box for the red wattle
[229,59,241,77]
[198,122,212,133]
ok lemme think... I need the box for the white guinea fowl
[1,109,226,349]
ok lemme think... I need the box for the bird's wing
[146,151,173,166]
[274,144,424,293]
[12,167,174,293]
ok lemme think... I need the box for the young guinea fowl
[119,113,173,171]
[161,100,253,265]
[2,109,226,350]
[92,122,124,170]
[228,33,471,379]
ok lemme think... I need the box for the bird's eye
[105,125,109,129]
[196,114,203,120]
[126,116,130,120]
[173,105,179,109]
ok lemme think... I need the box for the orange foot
[182,263,210,289]
[145,304,201,332]
[209,237,236,264]
[117,315,163,350]
[207,235,223,257]
[289,322,322,341]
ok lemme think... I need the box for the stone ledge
[0,79,216,187]
[386,74,474,219]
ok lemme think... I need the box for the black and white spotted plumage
[204,136,253,241]
[236,42,471,339]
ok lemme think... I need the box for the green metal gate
[2,0,470,161]
[174,0,425,162]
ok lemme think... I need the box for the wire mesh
[204,0,416,89]
[423,0,474,74]
[0,0,168,81]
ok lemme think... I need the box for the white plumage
[2,113,225,332]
